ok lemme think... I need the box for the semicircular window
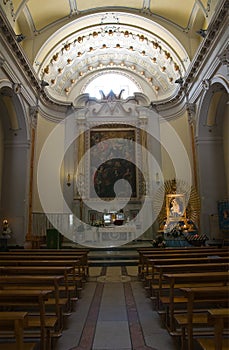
[84,72,141,99]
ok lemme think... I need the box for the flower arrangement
[152,235,166,248]
[91,220,104,227]
[163,219,198,237]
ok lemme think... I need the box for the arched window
[84,72,141,99]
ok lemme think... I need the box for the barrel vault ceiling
[2,0,219,103]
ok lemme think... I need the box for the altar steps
[88,255,138,267]
[88,246,140,266]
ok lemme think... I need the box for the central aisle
[55,266,178,350]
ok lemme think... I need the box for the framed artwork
[166,194,186,220]
[89,128,137,199]
[218,200,229,231]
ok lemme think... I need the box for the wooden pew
[161,271,229,332]
[7,249,90,279]
[0,266,77,309]
[0,254,83,279]
[152,263,229,308]
[176,286,229,350]
[0,258,83,299]
[137,248,229,277]
[0,252,89,302]
[7,256,87,282]
[0,275,66,332]
[0,289,54,350]
[145,255,229,281]
[0,311,36,350]
[197,308,229,350]
[143,256,229,293]
[143,250,229,277]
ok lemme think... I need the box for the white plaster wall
[33,114,64,212]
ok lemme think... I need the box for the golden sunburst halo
[154,179,201,227]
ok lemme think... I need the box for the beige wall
[160,112,193,184]
[33,114,65,212]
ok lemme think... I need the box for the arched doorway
[196,81,228,238]
[0,85,30,245]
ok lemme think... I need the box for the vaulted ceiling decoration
[1,0,219,105]
[38,23,187,102]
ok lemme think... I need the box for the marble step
[88,249,139,266]
[89,259,138,266]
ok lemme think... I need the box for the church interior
[0,1,228,349]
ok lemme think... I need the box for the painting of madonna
[167,194,185,219]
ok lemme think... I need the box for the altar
[78,224,137,248]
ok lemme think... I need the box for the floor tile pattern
[56,266,178,350]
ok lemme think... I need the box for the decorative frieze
[0,57,5,67]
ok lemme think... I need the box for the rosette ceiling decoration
[6,0,211,103]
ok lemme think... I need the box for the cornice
[195,136,224,145]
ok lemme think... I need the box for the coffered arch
[1,0,215,105]
[34,14,189,103]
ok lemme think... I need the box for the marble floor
[53,265,197,350]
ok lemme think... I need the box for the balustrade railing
[32,212,74,237]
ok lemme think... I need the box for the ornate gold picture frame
[166,194,186,221]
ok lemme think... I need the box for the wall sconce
[66,173,71,187]
[156,172,160,185]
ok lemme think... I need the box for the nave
[0,245,228,350]
[55,265,179,350]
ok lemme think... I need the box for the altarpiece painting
[89,128,137,199]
